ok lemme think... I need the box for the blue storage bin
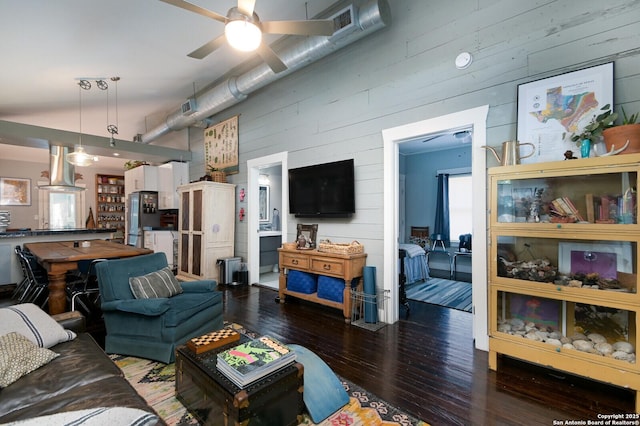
[287,270,317,294]
[317,276,357,303]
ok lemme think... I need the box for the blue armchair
[95,252,223,363]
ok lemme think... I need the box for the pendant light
[66,80,96,167]
[107,77,120,148]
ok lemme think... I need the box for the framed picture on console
[296,224,318,249]
[516,62,613,164]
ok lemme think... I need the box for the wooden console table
[277,247,367,323]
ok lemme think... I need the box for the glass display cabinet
[488,154,640,411]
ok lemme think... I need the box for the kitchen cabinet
[158,161,189,210]
[177,181,235,282]
[488,154,640,410]
[124,165,158,194]
[95,174,125,233]
[260,233,281,267]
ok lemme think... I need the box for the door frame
[247,152,288,286]
[382,105,489,350]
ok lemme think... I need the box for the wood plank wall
[187,0,640,296]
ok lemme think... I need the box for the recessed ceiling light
[113,152,120,157]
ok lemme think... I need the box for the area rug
[406,278,472,312]
[110,324,428,426]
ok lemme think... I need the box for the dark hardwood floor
[221,284,635,425]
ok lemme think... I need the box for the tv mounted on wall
[288,159,355,218]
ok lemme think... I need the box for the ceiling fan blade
[256,43,288,73]
[261,19,334,36]
[187,35,226,59]
[159,0,226,23]
[237,0,256,17]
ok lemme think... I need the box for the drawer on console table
[280,252,310,270]
[310,257,344,277]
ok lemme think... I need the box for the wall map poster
[516,62,613,163]
[204,115,239,174]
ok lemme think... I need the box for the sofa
[95,252,223,363]
[0,304,164,425]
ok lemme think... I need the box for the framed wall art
[204,115,239,175]
[507,293,562,331]
[516,62,614,163]
[0,177,31,206]
[558,241,633,276]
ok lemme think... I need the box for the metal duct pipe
[141,0,390,143]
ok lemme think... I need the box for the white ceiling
[0,0,470,166]
[0,0,336,166]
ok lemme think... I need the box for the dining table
[23,240,153,314]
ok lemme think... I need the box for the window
[38,183,86,229]
[448,174,472,243]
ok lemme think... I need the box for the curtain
[433,173,450,247]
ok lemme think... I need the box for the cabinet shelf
[96,174,125,232]
[488,154,640,411]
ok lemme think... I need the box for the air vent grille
[332,5,355,35]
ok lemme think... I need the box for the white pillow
[0,303,76,348]
[5,407,159,425]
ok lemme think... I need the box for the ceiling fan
[160,0,335,73]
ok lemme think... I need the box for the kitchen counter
[1,228,115,286]
[0,228,113,239]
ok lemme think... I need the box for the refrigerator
[127,191,160,248]
[144,230,178,270]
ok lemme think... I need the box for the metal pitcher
[482,140,535,166]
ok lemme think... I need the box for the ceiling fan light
[66,145,95,167]
[225,19,262,52]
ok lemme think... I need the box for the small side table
[452,251,472,281]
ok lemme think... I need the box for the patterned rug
[405,278,472,312]
[110,324,428,426]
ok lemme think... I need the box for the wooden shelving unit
[487,154,640,411]
[96,174,125,239]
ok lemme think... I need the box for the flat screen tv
[288,159,355,218]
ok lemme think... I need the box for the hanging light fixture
[225,8,262,52]
[107,76,120,148]
[66,80,96,167]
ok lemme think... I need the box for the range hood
[38,145,85,191]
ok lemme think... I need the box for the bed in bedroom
[399,243,430,284]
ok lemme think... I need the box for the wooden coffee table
[175,333,304,425]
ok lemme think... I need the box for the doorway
[382,105,490,350]
[247,152,288,290]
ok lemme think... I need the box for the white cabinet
[144,230,178,269]
[177,181,235,282]
[158,162,189,210]
[125,165,158,194]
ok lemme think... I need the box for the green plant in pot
[602,106,640,155]
[567,104,617,158]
